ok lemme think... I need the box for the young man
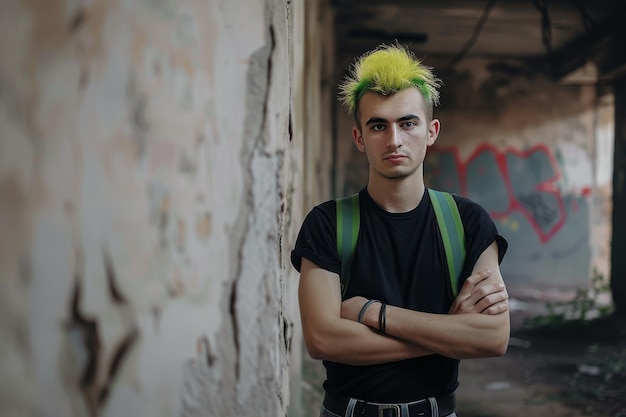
[291,44,510,417]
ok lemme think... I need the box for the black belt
[323,392,455,417]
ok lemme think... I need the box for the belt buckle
[378,404,401,417]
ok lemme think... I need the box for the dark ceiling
[332,0,626,82]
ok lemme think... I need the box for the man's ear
[427,118,440,147]
[352,126,365,152]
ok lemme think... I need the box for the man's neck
[366,175,426,213]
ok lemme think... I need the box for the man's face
[352,88,440,182]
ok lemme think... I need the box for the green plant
[525,268,614,328]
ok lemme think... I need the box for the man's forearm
[302,315,435,365]
[361,303,509,359]
[299,258,435,366]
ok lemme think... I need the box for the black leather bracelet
[357,299,379,324]
[379,303,387,334]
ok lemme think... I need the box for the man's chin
[383,171,411,180]
[373,165,418,181]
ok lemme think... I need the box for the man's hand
[449,269,509,315]
[342,269,508,326]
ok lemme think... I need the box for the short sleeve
[290,201,341,275]
[454,195,508,282]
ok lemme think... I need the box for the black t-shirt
[291,187,508,403]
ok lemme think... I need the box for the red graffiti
[429,143,566,243]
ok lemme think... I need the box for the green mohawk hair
[338,44,441,114]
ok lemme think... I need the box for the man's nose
[386,125,401,149]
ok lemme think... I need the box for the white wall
[0,0,318,416]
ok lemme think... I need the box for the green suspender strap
[336,194,360,297]
[428,189,467,297]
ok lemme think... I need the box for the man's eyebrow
[398,114,420,122]
[365,117,388,126]
[365,114,420,126]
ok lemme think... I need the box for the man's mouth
[385,154,406,163]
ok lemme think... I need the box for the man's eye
[372,124,385,131]
[402,121,416,128]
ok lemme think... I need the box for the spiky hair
[338,44,441,115]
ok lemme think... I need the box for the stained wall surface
[335,58,614,293]
[0,0,324,416]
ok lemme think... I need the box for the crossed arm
[298,241,510,366]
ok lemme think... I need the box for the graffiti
[518,192,559,230]
[425,143,571,243]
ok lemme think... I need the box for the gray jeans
[320,404,458,417]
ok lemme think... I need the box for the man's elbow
[458,331,509,359]
[479,315,510,357]
[488,336,509,357]
[304,343,325,360]
[479,333,509,358]
[303,332,332,360]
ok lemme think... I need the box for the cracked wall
[0,0,309,416]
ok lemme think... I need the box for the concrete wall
[0,0,329,416]
[335,57,613,294]
[287,0,335,416]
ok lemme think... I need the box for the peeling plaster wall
[0,0,304,416]
[286,0,335,416]
[335,58,613,294]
